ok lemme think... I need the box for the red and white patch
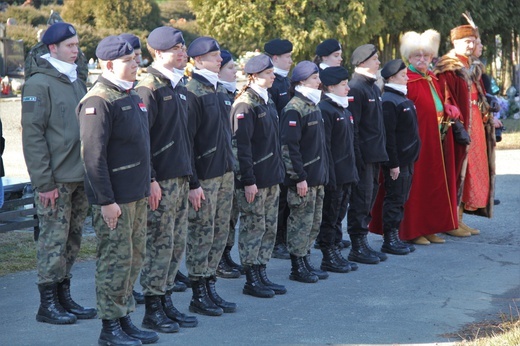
[138,103,147,112]
[347,96,354,102]
[289,120,297,127]
[85,107,96,115]
[349,115,354,124]
[236,113,245,119]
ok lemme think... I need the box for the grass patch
[496,118,520,150]
[0,230,97,277]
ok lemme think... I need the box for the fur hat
[451,12,479,42]
[400,29,441,61]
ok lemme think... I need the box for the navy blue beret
[244,54,273,74]
[319,66,350,86]
[187,36,220,58]
[381,59,406,79]
[264,38,293,56]
[41,22,77,45]
[119,33,141,50]
[350,44,377,66]
[220,50,233,67]
[147,26,185,51]
[315,39,342,57]
[291,60,319,83]
[96,36,134,61]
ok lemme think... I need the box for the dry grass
[496,118,520,150]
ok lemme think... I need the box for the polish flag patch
[85,107,96,115]
[350,115,354,124]
[138,103,147,112]
[348,96,354,102]
[236,113,245,119]
[289,120,297,127]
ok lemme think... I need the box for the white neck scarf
[273,66,289,78]
[325,92,349,108]
[295,85,322,105]
[250,83,269,104]
[153,63,183,89]
[194,68,219,89]
[219,80,237,94]
[41,53,77,82]
[319,62,331,70]
[354,67,377,80]
[386,83,407,95]
[102,71,134,91]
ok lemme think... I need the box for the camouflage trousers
[140,177,189,295]
[36,182,89,285]
[94,198,147,320]
[236,184,280,266]
[186,172,234,278]
[286,185,325,257]
[227,195,239,247]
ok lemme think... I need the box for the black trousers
[347,162,379,236]
[276,184,289,245]
[382,164,414,231]
[317,183,353,247]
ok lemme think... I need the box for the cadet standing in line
[77,36,157,346]
[280,61,329,284]
[313,39,343,70]
[21,22,95,325]
[264,38,294,260]
[135,26,199,333]
[185,36,237,317]
[216,49,243,279]
[231,54,286,298]
[120,33,143,65]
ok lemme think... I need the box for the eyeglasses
[410,53,432,60]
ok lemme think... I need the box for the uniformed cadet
[317,66,360,273]
[231,54,286,298]
[185,36,236,316]
[119,33,143,65]
[21,22,95,325]
[216,49,243,279]
[346,44,389,265]
[135,26,199,333]
[280,61,329,284]
[77,36,157,346]
[264,38,294,260]
[313,39,343,70]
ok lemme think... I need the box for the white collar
[153,63,183,88]
[101,71,134,91]
[325,92,349,108]
[354,67,377,80]
[250,83,269,104]
[273,66,289,78]
[219,80,237,94]
[41,53,77,82]
[386,83,407,95]
[194,68,219,89]
[295,85,321,105]
[319,62,331,70]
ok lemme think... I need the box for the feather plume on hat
[462,11,480,37]
[400,29,440,62]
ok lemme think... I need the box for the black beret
[264,38,293,56]
[119,33,141,50]
[244,54,273,74]
[350,44,377,66]
[381,59,406,79]
[187,36,220,58]
[96,36,134,61]
[315,39,342,57]
[220,50,233,67]
[291,60,319,83]
[147,26,185,51]
[319,66,350,86]
[41,22,77,45]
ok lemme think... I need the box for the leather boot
[216,257,241,279]
[348,235,380,264]
[458,204,480,235]
[36,283,77,325]
[381,229,410,255]
[142,296,179,333]
[223,245,244,275]
[257,264,287,295]
[99,319,142,346]
[304,253,329,279]
[333,245,358,271]
[243,265,275,298]
[447,206,472,237]
[175,271,191,288]
[424,234,446,244]
[161,291,198,328]
[272,243,290,259]
[320,246,351,273]
[57,278,97,319]
[289,254,318,283]
[189,278,223,316]
[206,276,237,313]
[120,315,159,344]
[133,290,145,304]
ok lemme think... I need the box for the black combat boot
[189,278,223,316]
[99,319,141,346]
[381,229,411,255]
[348,234,380,264]
[206,275,237,313]
[36,283,77,324]
[161,291,198,327]
[216,256,241,279]
[142,296,179,333]
[289,254,319,283]
[320,246,351,273]
[223,245,244,275]
[271,243,290,259]
[243,265,275,298]
[304,253,329,279]
[257,264,287,295]
[333,245,358,271]
[133,290,145,304]
[57,278,97,319]
[120,315,159,344]
[174,271,191,289]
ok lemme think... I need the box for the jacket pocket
[253,152,273,166]
[196,146,217,160]
[112,161,141,173]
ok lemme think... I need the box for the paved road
[0,150,519,346]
